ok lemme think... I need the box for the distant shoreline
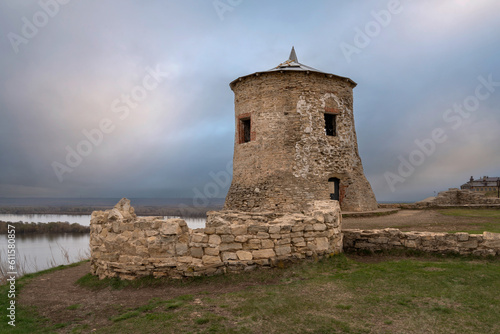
[0,206,220,218]
[0,197,224,218]
[0,221,90,234]
[0,197,225,206]
[0,199,415,217]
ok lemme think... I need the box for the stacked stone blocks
[427,188,500,206]
[343,228,500,256]
[90,199,343,280]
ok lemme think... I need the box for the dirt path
[343,209,493,232]
[19,262,272,332]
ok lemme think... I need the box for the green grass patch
[334,304,352,310]
[76,272,176,290]
[439,208,500,219]
[108,295,193,324]
[438,208,500,233]
[111,310,141,322]
[88,255,500,333]
[66,303,82,310]
[457,223,500,234]
[8,255,500,333]
[53,322,71,329]
[194,317,210,325]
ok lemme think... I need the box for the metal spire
[289,46,298,62]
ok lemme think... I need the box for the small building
[461,176,500,193]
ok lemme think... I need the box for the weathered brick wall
[90,199,343,280]
[343,228,500,256]
[224,71,377,213]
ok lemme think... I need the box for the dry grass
[68,254,500,334]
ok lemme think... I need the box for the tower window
[240,117,251,143]
[324,113,336,136]
[328,177,340,201]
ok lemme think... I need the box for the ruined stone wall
[421,189,500,206]
[90,199,342,280]
[224,71,377,213]
[343,228,500,256]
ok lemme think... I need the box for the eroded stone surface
[343,228,500,256]
[224,71,377,213]
[90,199,343,280]
[416,189,500,206]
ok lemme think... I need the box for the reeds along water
[0,221,90,233]
[0,244,90,284]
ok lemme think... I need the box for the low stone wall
[413,189,500,207]
[425,188,500,205]
[343,228,500,256]
[378,189,500,210]
[90,199,342,280]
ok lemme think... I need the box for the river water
[0,213,92,226]
[0,214,207,229]
[0,214,207,275]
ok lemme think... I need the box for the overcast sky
[1,0,499,203]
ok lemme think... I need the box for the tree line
[0,206,105,215]
[0,205,222,218]
[0,221,90,234]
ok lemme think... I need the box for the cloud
[0,0,499,202]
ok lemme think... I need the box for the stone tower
[224,48,377,212]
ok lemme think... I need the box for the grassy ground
[81,254,500,333]
[7,254,500,333]
[438,209,500,233]
[5,209,500,333]
[344,208,500,233]
[0,262,87,334]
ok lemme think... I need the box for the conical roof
[266,46,323,73]
[230,47,356,89]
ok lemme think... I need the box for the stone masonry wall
[343,228,500,256]
[225,71,377,213]
[419,188,500,206]
[90,199,342,280]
